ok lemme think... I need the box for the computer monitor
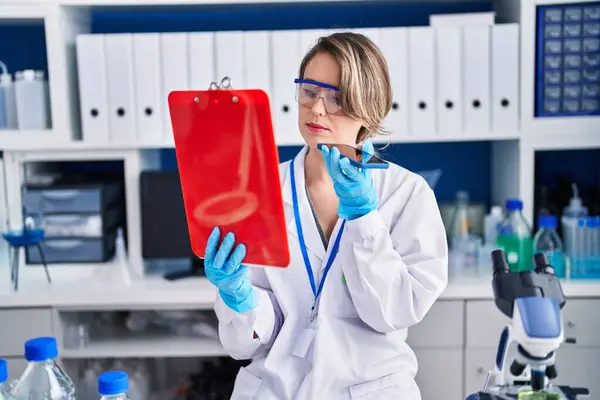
[139,170,205,280]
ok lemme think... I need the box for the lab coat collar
[282,146,327,261]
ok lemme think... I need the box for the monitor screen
[140,170,194,259]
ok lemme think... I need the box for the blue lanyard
[290,157,346,310]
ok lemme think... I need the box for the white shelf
[0,274,598,309]
[61,334,226,359]
[0,130,64,150]
[443,277,600,300]
[376,132,520,144]
[525,131,600,152]
[0,3,52,19]
[0,276,218,309]
[0,133,523,152]
[1,0,447,6]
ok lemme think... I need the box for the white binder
[188,31,216,90]
[435,26,463,135]
[378,27,409,140]
[76,34,109,143]
[270,30,302,145]
[104,34,137,143]
[408,27,436,136]
[215,31,245,88]
[491,23,519,133]
[300,29,327,57]
[243,31,271,96]
[132,33,163,144]
[462,25,491,134]
[160,33,189,144]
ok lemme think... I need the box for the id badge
[291,320,319,358]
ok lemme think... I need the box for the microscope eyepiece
[533,252,555,275]
[491,249,510,276]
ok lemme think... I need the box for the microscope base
[470,385,589,400]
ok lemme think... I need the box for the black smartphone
[317,143,389,169]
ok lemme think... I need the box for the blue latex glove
[321,139,379,221]
[204,227,258,313]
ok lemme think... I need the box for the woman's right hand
[204,227,258,313]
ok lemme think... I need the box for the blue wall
[1,0,595,209]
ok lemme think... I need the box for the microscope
[466,250,590,400]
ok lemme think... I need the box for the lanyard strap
[290,157,346,301]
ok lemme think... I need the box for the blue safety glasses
[294,79,344,115]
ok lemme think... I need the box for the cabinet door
[408,300,464,348]
[553,347,600,397]
[414,349,463,400]
[0,308,53,356]
[466,300,511,348]
[464,349,496,398]
[561,300,600,347]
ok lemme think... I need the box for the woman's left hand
[321,139,379,221]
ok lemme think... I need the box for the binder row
[75,25,520,146]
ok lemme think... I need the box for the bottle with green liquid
[496,199,533,273]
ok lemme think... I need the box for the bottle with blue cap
[10,337,75,399]
[0,358,15,400]
[496,198,533,273]
[98,371,130,399]
[533,215,566,278]
[583,216,600,278]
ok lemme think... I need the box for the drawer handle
[567,321,576,328]
[477,367,486,375]
[44,240,85,250]
[41,190,81,200]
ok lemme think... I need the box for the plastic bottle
[0,358,14,400]
[584,216,600,278]
[14,70,50,130]
[561,184,588,277]
[98,371,130,400]
[10,337,75,400]
[0,61,17,129]
[450,191,471,240]
[449,191,479,275]
[533,215,566,278]
[78,368,99,400]
[484,205,504,246]
[496,199,533,273]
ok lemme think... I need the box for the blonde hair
[298,31,393,144]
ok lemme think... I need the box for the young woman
[204,32,448,400]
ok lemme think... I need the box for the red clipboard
[168,84,290,268]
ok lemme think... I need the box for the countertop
[1,275,599,310]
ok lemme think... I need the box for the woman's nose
[311,96,327,116]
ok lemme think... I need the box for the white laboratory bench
[1,275,599,399]
[1,276,600,309]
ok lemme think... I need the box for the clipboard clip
[209,76,233,91]
[205,76,239,103]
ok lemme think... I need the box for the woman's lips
[306,123,328,133]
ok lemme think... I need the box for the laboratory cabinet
[414,348,464,400]
[464,348,498,396]
[465,299,511,347]
[466,299,600,348]
[0,307,54,357]
[553,347,600,397]
[464,347,600,398]
[407,299,464,348]
[0,298,599,399]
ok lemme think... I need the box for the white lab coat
[214,146,448,400]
